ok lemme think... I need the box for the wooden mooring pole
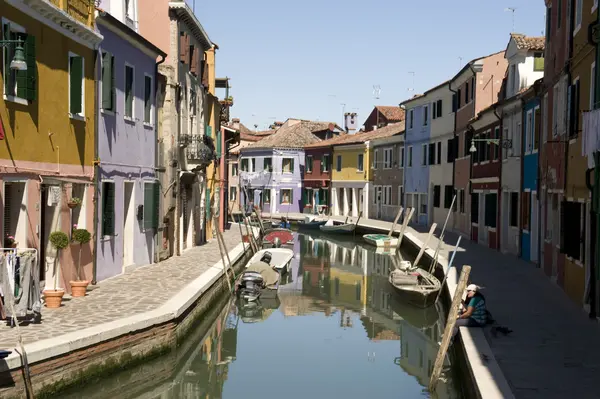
[429,265,471,393]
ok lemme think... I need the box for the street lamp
[469,138,512,153]
[0,33,27,71]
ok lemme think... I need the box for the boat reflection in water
[57,232,460,399]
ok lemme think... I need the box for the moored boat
[319,220,356,234]
[236,249,294,302]
[388,261,441,309]
[363,234,398,248]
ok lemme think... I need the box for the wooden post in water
[429,265,471,393]
[214,217,233,293]
[389,207,404,236]
[395,208,414,252]
[413,223,437,267]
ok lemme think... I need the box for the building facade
[0,0,102,292]
[468,105,502,250]
[332,142,370,218]
[139,0,216,258]
[95,9,166,281]
[371,128,405,221]
[362,106,405,132]
[302,145,332,215]
[401,95,432,226]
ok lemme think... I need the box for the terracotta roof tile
[511,33,545,51]
[374,106,406,122]
[306,122,405,148]
[245,121,322,149]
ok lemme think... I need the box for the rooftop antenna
[340,103,346,128]
[373,85,381,100]
[505,7,517,33]
[407,72,415,92]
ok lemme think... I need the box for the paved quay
[263,212,600,399]
[0,227,245,350]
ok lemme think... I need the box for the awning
[179,171,197,185]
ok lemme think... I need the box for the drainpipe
[448,80,458,231]
[492,105,502,250]
[154,53,166,262]
[92,44,101,285]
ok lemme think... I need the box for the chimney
[344,112,358,134]
[232,118,240,130]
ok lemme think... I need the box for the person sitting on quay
[451,284,487,341]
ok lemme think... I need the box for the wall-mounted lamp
[469,138,512,153]
[0,31,27,71]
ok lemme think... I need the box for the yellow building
[0,0,101,293]
[331,126,400,217]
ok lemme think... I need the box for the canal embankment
[260,212,514,399]
[0,225,258,399]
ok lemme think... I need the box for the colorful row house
[0,0,234,294]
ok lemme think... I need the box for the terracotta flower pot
[43,290,65,308]
[67,202,78,209]
[70,280,89,297]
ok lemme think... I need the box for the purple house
[95,9,166,281]
[239,120,340,215]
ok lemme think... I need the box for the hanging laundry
[582,109,600,168]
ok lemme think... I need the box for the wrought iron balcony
[186,135,215,167]
[179,134,191,148]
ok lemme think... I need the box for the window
[457,88,462,109]
[322,155,330,172]
[2,20,36,103]
[384,186,392,205]
[69,53,85,117]
[459,189,465,213]
[465,81,470,103]
[101,51,115,111]
[484,193,497,228]
[493,127,500,160]
[436,99,442,118]
[575,0,582,34]
[280,189,292,204]
[124,64,134,119]
[569,78,581,137]
[408,146,413,167]
[357,153,364,171]
[533,52,544,72]
[510,64,517,94]
[399,147,405,168]
[241,158,249,172]
[144,75,152,124]
[229,187,237,201]
[526,110,533,153]
[419,193,427,216]
[510,192,519,227]
[591,62,596,109]
[503,127,509,159]
[433,185,441,208]
[263,189,271,204]
[101,181,115,236]
[437,142,442,164]
[383,148,392,169]
[452,93,458,112]
[522,192,531,231]
[264,157,273,172]
[422,144,427,166]
[534,107,541,151]
[444,186,454,209]
[423,105,429,126]
[143,181,160,230]
[471,77,475,100]
[408,109,414,129]
[231,163,238,176]
[306,156,313,173]
[428,143,435,165]
[471,194,479,224]
[398,185,404,206]
[447,138,455,163]
[336,155,342,172]
[282,158,294,173]
[432,101,437,120]
[373,186,380,204]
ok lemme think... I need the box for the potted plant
[69,227,91,297]
[67,197,82,209]
[43,231,69,308]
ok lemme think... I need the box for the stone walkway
[265,212,600,399]
[0,228,243,350]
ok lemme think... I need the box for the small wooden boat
[237,248,295,302]
[363,234,398,248]
[319,212,362,234]
[245,248,294,275]
[297,216,327,230]
[388,261,441,308]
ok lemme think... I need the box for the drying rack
[0,247,41,327]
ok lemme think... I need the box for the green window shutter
[216,130,222,158]
[206,125,212,138]
[15,34,36,101]
[101,51,113,110]
[102,182,115,236]
[153,182,160,229]
[69,56,83,114]
[144,75,152,123]
[205,188,211,219]
[110,55,116,110]
[2,25,10,94]
[143,183,153,230]
[125,66,133,117]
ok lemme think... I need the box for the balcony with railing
[48,0,96,26]
[186,135,215,168]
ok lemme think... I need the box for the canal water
[60,231,462,399]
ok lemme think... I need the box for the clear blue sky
[188,0,546,131]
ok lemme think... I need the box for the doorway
[478,193,488,245]
[531,192,539,263]
[123,182,135,269]
[358,188,364,217]
[502,191,509,252]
